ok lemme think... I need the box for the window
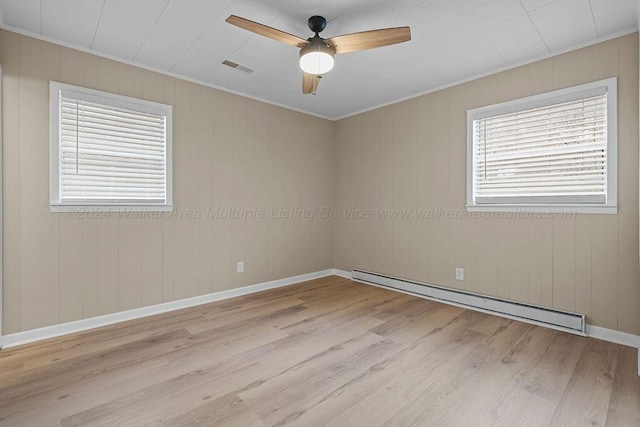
[467,78,617,213]
[50,82,172,212]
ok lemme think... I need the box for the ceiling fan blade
[327,27,411,54]
[226,15,309,48]
[302,73,320,95]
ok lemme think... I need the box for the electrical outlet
[455,268,464,281]
[237,261,244,274]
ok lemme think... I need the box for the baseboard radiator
[352,269,586,336]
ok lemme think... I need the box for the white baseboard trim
[1,269,335,349]
[331,269,352,279]
[586,324,640,348]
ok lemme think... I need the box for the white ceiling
[0,0,637,119]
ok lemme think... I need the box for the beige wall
[0,30,334,335]
[333,33,640,335]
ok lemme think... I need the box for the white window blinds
[51,82,173,211]
[468,78,616,212]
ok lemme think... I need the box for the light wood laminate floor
[0,276,639,426]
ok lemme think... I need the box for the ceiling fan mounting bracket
[308,16,327,35]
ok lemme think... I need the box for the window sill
[50,204,173,213]
[466,205,617,214]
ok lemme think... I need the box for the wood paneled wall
[0,30,334,335]
[333,34,640,335]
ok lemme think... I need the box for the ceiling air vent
[222,60,253,74]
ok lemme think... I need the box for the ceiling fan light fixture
[299,40,335,75]
[225,14,411,94]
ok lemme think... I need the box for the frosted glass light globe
[299,40,335,75]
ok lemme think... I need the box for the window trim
[466,77,617,214]
[50,81,173,213]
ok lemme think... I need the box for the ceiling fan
[225,15,411,95]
